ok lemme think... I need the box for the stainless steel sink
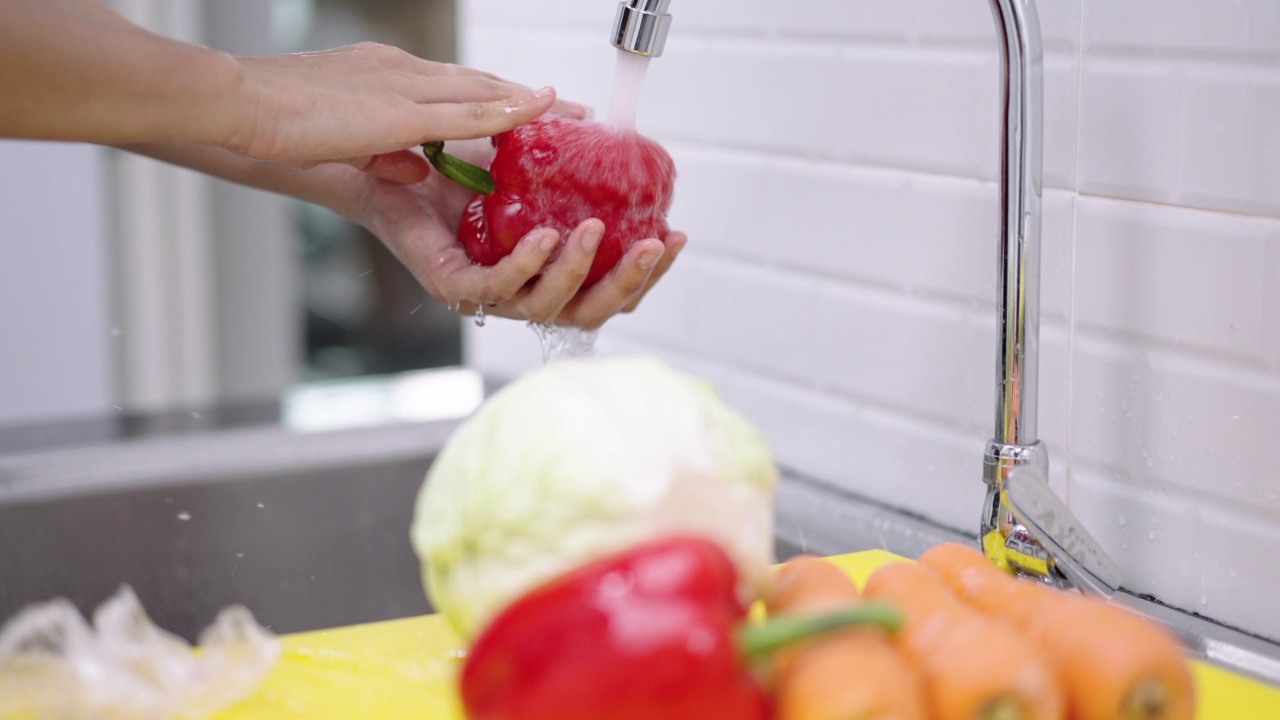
[0,413,965,643]
[0,422,454,641]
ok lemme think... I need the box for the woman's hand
[0,2,584,179]
[227,44,587,180]
[354,140,686,329]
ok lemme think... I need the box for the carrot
[767,555,863,612]
[863,562,1065,720]
[919,543,1195,720]
[764,556,928,720]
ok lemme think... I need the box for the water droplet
[191,411,201,419]
[1121,400,1129,411]
[257,502,266,509]
[474,304,487,327]
[236,553,244,558]
[410,304,423,315]
[1147,529,1156,540]
[1117,514,1126,526]
[1231,415,1240,421]
[1145,457,1154,468]
[1199,592,1208,605]
[177,511,192,521]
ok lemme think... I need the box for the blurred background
[0,0,463,438]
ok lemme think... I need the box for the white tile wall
[459,0,1280,641]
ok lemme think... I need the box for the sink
[0,414,965,643]
[0,422,454,641]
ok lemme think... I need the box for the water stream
[517,49,651,364]
[606,48,651,131]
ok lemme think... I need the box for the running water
[606,49,651,130]
[529,322,599,363]
[515,50,650,363]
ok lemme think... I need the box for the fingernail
[539,231,560,253]
[581,225,603,253]
[534,86,555,100]
[638,247,663,269]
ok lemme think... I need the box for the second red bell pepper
[459,535,901,720]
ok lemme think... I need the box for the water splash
[606,49,651,130]
[528,322,599,364]
[474,305,487,327]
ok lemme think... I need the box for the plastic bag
[0,586,279,719]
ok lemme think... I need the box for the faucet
[609,0,1121,593]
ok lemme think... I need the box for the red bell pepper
[458,536,901,720]
[424,115,676,287]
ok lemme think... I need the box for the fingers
[561,238,665,329]
[516,219,603,321]
[425,64,589,119]
[404,74,532,105]
[417,87,558,140]
[621,232,686,313]
[550,99,592,120]
[451,227,559,306]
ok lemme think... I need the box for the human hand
[224,44,587,182]
[352,140,686,329]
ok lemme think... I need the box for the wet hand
[225,43,587,181]
[353,147,686,329]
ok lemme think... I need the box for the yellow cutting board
[215,550,1280,719]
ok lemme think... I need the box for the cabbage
[410,355,777,639]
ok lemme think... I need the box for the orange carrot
[764,557,928,720]
[920,543,1195,720]
[767,555,862,612]
[863,562,1066,720]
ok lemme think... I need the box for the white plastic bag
[0,586,279,720]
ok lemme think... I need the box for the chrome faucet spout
[989,0,1044,449]
[611,0,673,58]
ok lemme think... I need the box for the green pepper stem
[421,141,496,195]
[737,602,902,661]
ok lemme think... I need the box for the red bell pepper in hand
[459,536,901,720]
[424,115,676,287]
